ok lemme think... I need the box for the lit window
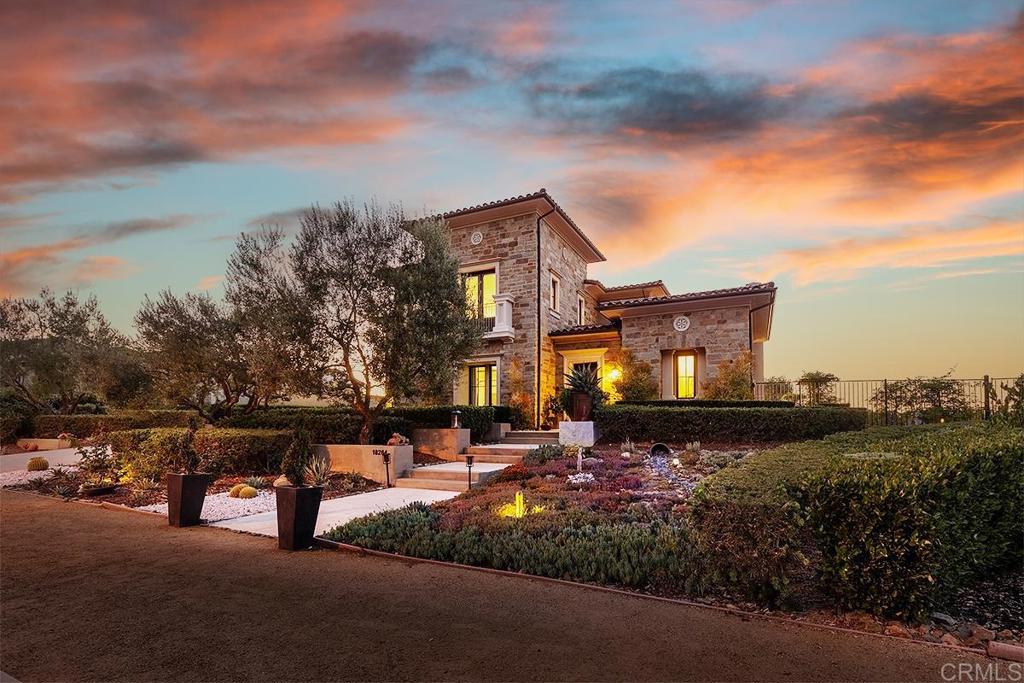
[469,364,498,406]
[675,352,696,399]
[577,295,586,325]
[463,270,496,319]
[550,273,560,311]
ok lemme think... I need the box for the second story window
[464,269,496,320]
[550,272,561,312]
[577,295,586,325]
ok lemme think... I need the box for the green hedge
[32,410,195,439]
[220,411,410,444]
[326,503,707,591]
[107,427,293,478]
[796,423,1024,618]
[619,399,796,408]
[386,405,498,442]
[596,405,866,443]
[1,416,25,445]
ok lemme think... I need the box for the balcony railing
[482,294,514,340]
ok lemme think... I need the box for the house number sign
[673,315,691,332]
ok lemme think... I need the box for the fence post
[882,379,889,426]
[983,375,991,420]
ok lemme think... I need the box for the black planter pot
[166,472,210,527]
[570,391,593,421]
[275,485,323,551]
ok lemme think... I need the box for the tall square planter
[275,486,323,551]
[166,473,210,527]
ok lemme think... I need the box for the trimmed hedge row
[32,410,195,438]
[387,405,498,442]
[596,405,867,443]
[107,427,293,478]
[220,411,411,445]
[796,423,1024,618]
[619,399,796,408]
[1,416,24,445]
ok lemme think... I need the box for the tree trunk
[358,418,372,445]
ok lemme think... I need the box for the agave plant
[243,475,268,490]
[303,451,333,487]
[559,365,609,417]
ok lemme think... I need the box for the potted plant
[275,429,324,551]
[77,433,120,497]
[560,365,608,421]
[166,418,210,527]
[541,395,563,430]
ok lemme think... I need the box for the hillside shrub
[221,410,411,444]
[32,410,194,438]
[596,405,866,443]
[795,423,1024,618]
[700,351,754,400]
[107,427,293,477]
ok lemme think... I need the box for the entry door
[469,363,498,406]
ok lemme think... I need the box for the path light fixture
[451,409,461,429]
[464,453,474,489]
[381,449,392,488]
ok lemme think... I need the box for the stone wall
[619,306,750,398]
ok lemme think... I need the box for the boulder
[941,633,962,647]
[884,624,911,638]
[930,612,958,628]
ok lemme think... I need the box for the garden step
[407,463,506,484]
[458,449,526,463]
[394,477,468,492]
[500,436,559,444]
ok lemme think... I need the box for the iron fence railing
[754,376,1022,426]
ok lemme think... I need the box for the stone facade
[443,192,774,424]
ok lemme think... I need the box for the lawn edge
[312,535,990,660]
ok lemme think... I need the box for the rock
[965,625,997,647]
[884,624,911,638]
[941,633,962,647]
[930,612,958,627]
[582,457,602,467]
[620,452,631,459]
[544,474,556,480]
[923,633,941,643]
[998,629,1015,641]
[954,623,973,639]
[988,640,1024,663]
[273,475,290,488]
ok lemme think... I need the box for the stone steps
[394,462,509,492]
[458,448,526,463]
[394,478,468,492]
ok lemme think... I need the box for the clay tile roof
[548,321,621,337]
[442,189,606,262]
[602,280,665,292]
[597,282,776,309]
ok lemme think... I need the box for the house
[444,189,776,425]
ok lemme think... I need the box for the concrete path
[0,490,988,682]
[212,486,458,537]
[0,447,80,472]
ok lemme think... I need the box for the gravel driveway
[0,490,988,682]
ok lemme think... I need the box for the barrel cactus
[26,456,49,471]
[229,483,245,498]
[238,485,258,499]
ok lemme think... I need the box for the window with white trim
[577,294,586,325]
[550,272,561,312]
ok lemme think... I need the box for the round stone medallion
[470,230,483,245]
[673,315,691,332]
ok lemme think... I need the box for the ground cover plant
[326,422,1023,632]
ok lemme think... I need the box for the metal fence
[754,376,1022,426]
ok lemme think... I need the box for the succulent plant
[238,485,258,499]
[243,475,268,490]
[303,452,332,487]
[26,456,50,471]
[229,483,245,498]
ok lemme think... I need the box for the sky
[1,0,1022,380]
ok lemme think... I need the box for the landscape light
[608,367,622,381]
[465,453,474,488]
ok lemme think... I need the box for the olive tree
[0,289,130,414]
[227,200,479,443]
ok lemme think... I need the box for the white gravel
[138,490,277,522]
[0,466,79,488]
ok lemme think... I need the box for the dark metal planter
[275,485,323,551]
[166,473,210,527]
[570,391,593,421]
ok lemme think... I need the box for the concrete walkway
[212,486,458,537]
[0,447,80,472]
[0,490,988,681]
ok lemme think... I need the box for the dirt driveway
[0,491,986,682]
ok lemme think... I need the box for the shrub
[618,399,795,408]
[281,429,313,486]
[612,349,659,402]
[325,503,707,591]
[0,416,24,445]
[523,444,564,467]
[491,462,532,484]
[32,410,194,438]
[221,409,411,445]
[795,423,1024,619]
[559,365,608,418]
[700,351,754,400]
[107,427,292,476]
[797,371,838,406]
[596,405,866,443]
